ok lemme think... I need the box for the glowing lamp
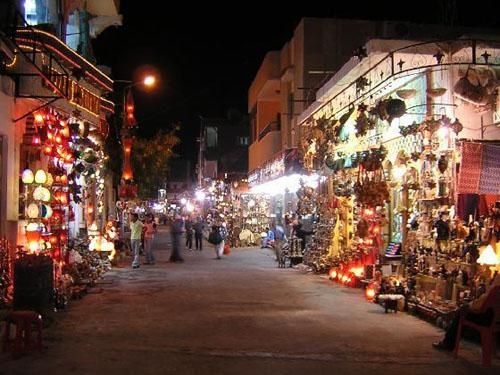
[366,287,376,300]
[349,267,364,277]
[44,146,53,155]
[61,126,70,138]
[329,268,338,280]
[28,241,39,253]
[60,175,67,184]
[88,205,94,214]
[34,169,47,184]
[22,169,35,184]
[143,75,156,87]
[49,235,58,245]
[34,113,44,123]
[341,275,349,283]
[477,245,500,266]
[26,229,41,243]
[27,203,40,218]
[337,273,344,281]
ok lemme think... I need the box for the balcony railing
[258,121,281,141]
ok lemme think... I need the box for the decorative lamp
[366,287,376,300]
[40,187,51,202]
[22,169,35,184]
[33,186,45,201]
[27,203,40,218]
[477,244,500,266]
[34,169,47,184]
[41,204,53,219]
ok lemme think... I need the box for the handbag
[223,243,230,255]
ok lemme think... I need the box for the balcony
[258,121,281,141]
[249,122,282,172]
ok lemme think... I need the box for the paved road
[1,226,498,374]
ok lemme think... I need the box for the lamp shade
[22,169,35,184]
[27,203,40,218]
[34,169,47,184]
[477,245,500,265]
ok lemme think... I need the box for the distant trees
[131,128,180,198]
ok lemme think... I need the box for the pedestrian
[185,215,194,250]
[272,221,286,262]
[129,213,143,269]
[433,271,500,351]
[193,216,204,251]
[208,220,226,259]
[169,214,185,262]
[143,214,157,265]
[292,217,313,252]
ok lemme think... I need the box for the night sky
[92,1,500,164]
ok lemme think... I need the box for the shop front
[296,37,500,322]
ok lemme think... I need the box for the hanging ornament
[22,169,35,184]
[34,169,47,184]
[26,203,40,219]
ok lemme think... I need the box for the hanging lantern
[34,169,47,184]
[26,228,41,243]
[60,175,68,184]
[26,203,40,218]
[49,235,58,245]
[366,287,376,300]
[22,169,35,184]
[33,186,45,201]
[41,204,53,219]
[40,187,51,202]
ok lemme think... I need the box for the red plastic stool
[2,311,43,357]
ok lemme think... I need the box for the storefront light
[250,173,319,195]
[195,190,206,201]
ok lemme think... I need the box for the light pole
[197,115,204,188]
[115,75,157,184]
[114,75,156,236]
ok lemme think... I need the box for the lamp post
[114,75,156,235]
[115,75,156,184]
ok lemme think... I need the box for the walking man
[193,216,204,251]
[169,214,185,262]
[185,215,194,250]
[130,213,143,269]
[272,221,286,262]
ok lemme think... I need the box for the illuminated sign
[42,65,101,116]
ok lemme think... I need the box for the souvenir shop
[0,25,116,315]
[296,38,500,324]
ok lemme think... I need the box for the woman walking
[143,214,157,264]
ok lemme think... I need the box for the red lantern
[60,175,67,184]
[366,287,376,300]
[49,235,58,244]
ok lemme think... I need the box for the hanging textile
[458,142,500,194]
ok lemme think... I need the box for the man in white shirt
[130,213,143,269]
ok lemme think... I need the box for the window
[206,126,218,148]
[238,136,249,146]
[24,0,38,25]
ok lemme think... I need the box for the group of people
[129,212,230,266]
[129,213,157,269]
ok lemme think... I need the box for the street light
[115,74,158,183]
